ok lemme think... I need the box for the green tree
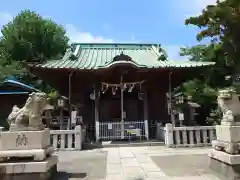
[0,41,24,81]
[180,44,232,88]
[1,10,69,63]
[0,10,69,92]
[178,44,232,125]
[177,0,240,124]
[185,0,240,68]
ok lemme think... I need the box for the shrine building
[28,43,214,141]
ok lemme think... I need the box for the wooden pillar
[169,70,176,127]
[94,85,100,142]
[68,71,74,130]
[144,90,149,140]
[120,76,124,139]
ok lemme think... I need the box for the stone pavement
[104,146,222,180]
[54,146,224,180]
[55,150,107,180]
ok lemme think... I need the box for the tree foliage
[179,42,235,124]
[1,10,69,63]
[178,0,240,124]
[178,44,230,124]
[0,40,24,81]
[158,45,168,61]
[0,10,69,92]
[185,0,240,67]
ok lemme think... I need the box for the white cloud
[0,12,114,43]
[65,24,114,43]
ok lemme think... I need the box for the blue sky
[0,0,216,60]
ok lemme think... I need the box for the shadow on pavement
[151,153,225,179]
[57,151,107,179]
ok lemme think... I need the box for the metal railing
[98,121,147,140]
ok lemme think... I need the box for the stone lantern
[43,103,54,128]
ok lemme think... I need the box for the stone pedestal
[212,125,240,154]
[209,125,240,179]
[209,150,240,179]
[0,129,58,180]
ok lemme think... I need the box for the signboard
[179,113,184,121]
[71,111,77,124]
[108,123,112,130]
[125,124,136,129]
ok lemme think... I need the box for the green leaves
[0,9,69,92]
[179,0,240,124]
[185,0,240,67]
[1,10,69,63]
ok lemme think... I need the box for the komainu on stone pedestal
[217,88,240,125]
[209,88,240,179]
[7,92,47,131]
[0,92,58,180]
[213,88,240,154]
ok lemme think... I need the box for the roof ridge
[72,43,160,49]
[72,42,160,46]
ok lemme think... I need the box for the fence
[157,123,216,147]
[50,125,85,150]
[98,120,148,141]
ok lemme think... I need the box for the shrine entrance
[97,77,148,141]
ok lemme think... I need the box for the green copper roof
[36,43,215,69]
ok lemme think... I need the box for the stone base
[216,125,240,142]
[212,140,240,154]
[0,146,54,161]
[0,129,50,150]
[209,150,240,179]
[9,124,45,132]
[0,155,58,180]
[221,121,240,126]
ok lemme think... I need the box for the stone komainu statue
[8,92,47,131]
[217,88,240,124]
[217,89,235,123]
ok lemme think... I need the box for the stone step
[101,140,164,148]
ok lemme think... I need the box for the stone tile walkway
[103,146,222,180]
[56,146,224,180]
